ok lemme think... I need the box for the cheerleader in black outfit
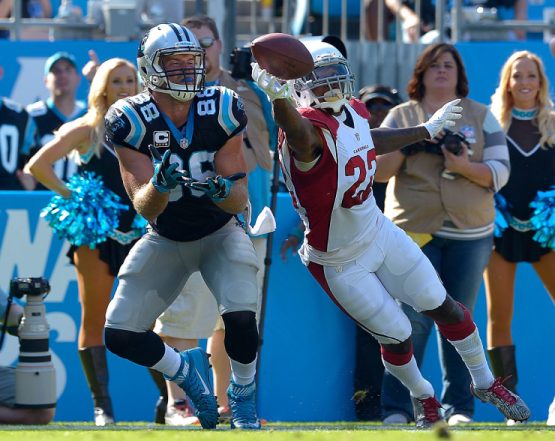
[26,58,139,426]
[484,51,555,404]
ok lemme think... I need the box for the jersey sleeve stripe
[218,89,240,136]
[120,102,146,148]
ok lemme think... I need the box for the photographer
[0,289,55,424]
[375,43,510,426]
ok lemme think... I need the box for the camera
[441,129,468,156]
[401,129,469,157]
[9,277,56,409]
[10,277,50,299]
[229,46,253,80]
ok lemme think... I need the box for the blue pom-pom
[41,172,129,248]
[529,186,555,250]
[494,193,510,238]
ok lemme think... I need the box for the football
[251,33,314,80]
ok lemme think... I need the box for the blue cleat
[228,380,261,429]
[164,348,218,429]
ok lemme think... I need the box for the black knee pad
[222,311,258,364]
[104,328,165,367]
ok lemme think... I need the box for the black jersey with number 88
[105,86,247,242]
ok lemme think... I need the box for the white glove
[251,62,293,102]
[422,99,463,138]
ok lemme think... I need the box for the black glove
[184,173,246,202]
[149,145,188,193]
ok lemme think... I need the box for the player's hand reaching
[251,62,293,102]
[184,173,246,202]
[422,99,463,138]
[149,145,188,193]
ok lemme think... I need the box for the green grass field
[1,422,555,441]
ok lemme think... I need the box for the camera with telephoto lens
[229,46,253,80]
[10,277,56,409]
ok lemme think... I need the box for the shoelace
[420,397,442,422]
[490,378,517,405]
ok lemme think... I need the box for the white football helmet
[137,23,205,102]
[293,41,354,113]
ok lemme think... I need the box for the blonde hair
[490,50,555,148]
[66,58,138,163]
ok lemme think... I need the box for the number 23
[341,149,376,208]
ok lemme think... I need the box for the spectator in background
[0,95,35,190]
[26,52,86,189]
[21,0,52,18]
[365,0,428,42]
[359,84,403,210]
[26,58,140,426]
[148,14,275,426]
[484,51,555,421]
[353,84,402,421]
[376,43,511,426]
[0,1,11,39]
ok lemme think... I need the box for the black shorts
[494,227,550,263]
[67,237,138,277]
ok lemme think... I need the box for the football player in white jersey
[251,41,530,428]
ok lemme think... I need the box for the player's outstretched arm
[251,62,322,162]
[371,99,463,155]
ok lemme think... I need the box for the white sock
[448,328,494,389]
[383,356,434,399]
[151,344,184,379]
[230,357,257,385]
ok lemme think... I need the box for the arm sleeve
[482,109,510,192]
[215,87,248,139]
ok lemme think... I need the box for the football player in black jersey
[147,15,277,426]
[103,23,261,430]
[27,58,139,426]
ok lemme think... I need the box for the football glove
[422,99,463,138]
[251,62,293,102]
[149,145,188,193]
[184,173,246,202]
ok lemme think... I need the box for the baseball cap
[359,85,402,106]
[44,51,77,75]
